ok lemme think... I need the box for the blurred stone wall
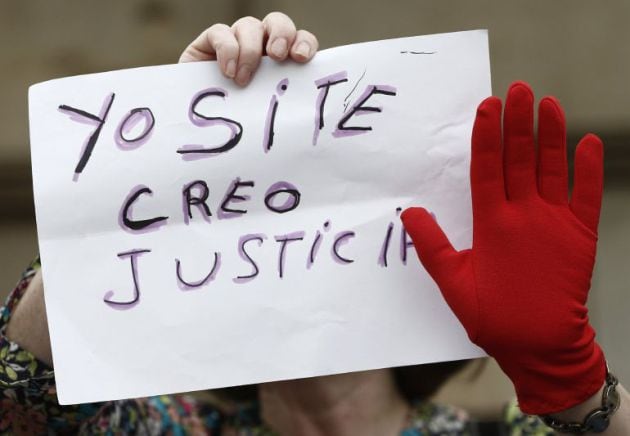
[1,0,628,418]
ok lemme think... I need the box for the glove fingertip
[476,95,502,115]
[578,133,604,153]
[400,206,428,224]
[401,207,437,238]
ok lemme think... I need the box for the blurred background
[1,0,628,419]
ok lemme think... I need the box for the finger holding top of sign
[179,11,319,86]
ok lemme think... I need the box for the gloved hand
[401,81,607,415]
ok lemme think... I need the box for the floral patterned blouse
[0,259,552,435]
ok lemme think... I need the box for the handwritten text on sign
[29,31,490,404]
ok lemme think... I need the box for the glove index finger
[401,207,469,286]
[401,207,478,340]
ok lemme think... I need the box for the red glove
[401,81,606,415]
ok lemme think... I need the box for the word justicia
[102,211,416,310]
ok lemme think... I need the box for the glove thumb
[401,207,477,338]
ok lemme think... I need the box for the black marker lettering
[219,179,254,217]
[59,92,115,179]
[400,228,414,264]
[334,85,397,136]
[275,232,305,278]
[263,78,289,152]
[378,222,394,267]
[175,252,221,289]
[182,180,212,224]
[264,181,301,214]
[395,207,415,264]
[116,107,155,146]
[312,71,348,145]
[308,231,323,269]
[308,221,331,269]
[177,88,243,156]
[235,234,266,283]
[120,185,168,232]
[103,248,150,309]
[332,231,355,264]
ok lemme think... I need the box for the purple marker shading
[176,252,221,291]
[312,71,348,145]
[118,184,168,234]
[103,248,150,310]
[188,88,227,126]
[343,68,367,111]
[58,92,115,126]
[314,71,348,88]
[58,92,115,181]
[115,107,155,150]
[396,207,414,264]
[276,78,289,95]
[331,231,355,264]
[307,231,322,270]
[264,181,301,214]
[332,85,397,138]
[182,180,212,225]
[217,177,254,220]
[178,120,240,161]
[263,78,289,153]
[400,228,415,265]
[308,219,332,269]
[177,88,243,158]
[371,84,397,94]
[377,222,394,267]
[274,231,305,278]
[263,94,278,153]
[233,233,267,283]
[60,109,103,126]
[344,108,382,117]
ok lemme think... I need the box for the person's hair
[214,360,472,403]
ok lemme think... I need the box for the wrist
[541,371,621,434]
[551,382,607,421]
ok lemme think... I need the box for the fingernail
[225,59,237,78]
[270,38,288,58]
[294,42,310,59]
[236,65,251,85]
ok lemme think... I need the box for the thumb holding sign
[402,81,607,415]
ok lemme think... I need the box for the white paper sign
[29,30,490,405]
